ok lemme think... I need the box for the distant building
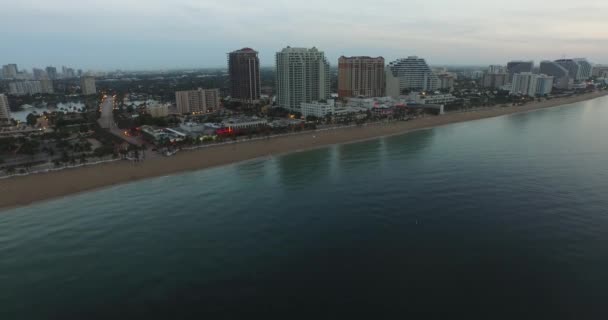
[481,73,509,89]
[507,61,534,81]
[592,65,608,77]
[46,66,58,80]
[300,99,335,118]
[275,47,330,111]
[80,76,97,95]
[386,56,439,97]
[147,104,169,118]
[175,88,221,114]
[510,73,554,96]
[9,81,43,95]
[40,80,54,94]
[555,59,582,81]
[62,67,76,79]
[572,58,592,80]
[228,48,261,104]
[338,56,385,98]
[2,64,18,79]
[539,61,572,89]
[437,73,456,90]
[487,65,506,74]
[33,68,47,80]
[0,94,10,124]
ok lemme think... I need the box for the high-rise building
[2,64,18,79]
[510,73,554,96]
[507,61,534,81]
[40,80,54,94]
[437,73,456,90]
[46,66,58,80]
[338,56,385,98]
[62,67,76,78]
[488,65,506,74]
[539,61,572,89]
[9,81,43,95]
[572,58,592,80]
[386,56,439,97]
[175,88,221,114]
[534,75,554,96]
[0,94,10,124]
[33,68,47,80]
[275,47,330,111]
[228,48,261,104]
[80,76,97,95]
[481,73,509,89]
[555,59,581,80]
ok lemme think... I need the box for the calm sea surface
[2,97,608,319]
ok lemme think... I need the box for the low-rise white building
[222,116,268,130]
[407,92,457,105]
[300,99,335,118]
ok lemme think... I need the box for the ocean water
[2,97,608,319]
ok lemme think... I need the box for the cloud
[1,0,607,69]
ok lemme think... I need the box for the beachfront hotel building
[337,56,385,98]
[80,76,97,95]
[386,56,439,97]
[539,61,573,89]
[175,88,221,114]
[275,47,330,112]
[573,58,592,80]
[0,94,10,124]
[228,48,261,104]
[510,73,554,96]
[507,61,534,82]
[555,59,582,81]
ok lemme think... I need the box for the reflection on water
[11,102,86,122]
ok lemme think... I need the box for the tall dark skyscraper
[228,48,261,104]
[506,61,534,81]
[46,66,58,80]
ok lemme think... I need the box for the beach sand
[1,91,607,210]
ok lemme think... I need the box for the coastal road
[97,97,143,146]
[98,96,115,129]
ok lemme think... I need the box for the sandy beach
[1,90,607,210]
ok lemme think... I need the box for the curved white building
[386,56,438,97]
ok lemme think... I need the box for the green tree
[26,113,38,126]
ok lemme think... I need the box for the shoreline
[1,90,607,211]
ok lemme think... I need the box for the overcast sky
[2,0,607,71]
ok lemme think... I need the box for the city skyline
[3,0,608,70]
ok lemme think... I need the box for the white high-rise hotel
[275,47,330,111]
[510,73,554,96]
